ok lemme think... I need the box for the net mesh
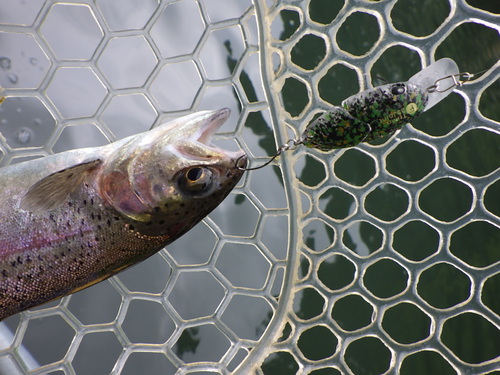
[0,0,499,374]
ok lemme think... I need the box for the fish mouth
[197,108,231,145]
[196,108,247,162]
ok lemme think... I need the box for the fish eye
[187,167,204,181]
[391,84,406,95]
[178,167,214,195]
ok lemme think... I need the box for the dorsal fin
[20,159,102,212]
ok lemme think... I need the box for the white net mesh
[0,0,499,374]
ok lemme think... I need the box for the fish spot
[2,270,8,278]
[107,219,112,227]
[83,199,87,206]
[154,206,160,212]
[67,173,74,179]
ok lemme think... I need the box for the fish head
[99,108,246,237]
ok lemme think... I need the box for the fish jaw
[98,108,247,236]
[166,107,231,147]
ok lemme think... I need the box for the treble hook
[237,138,303,171]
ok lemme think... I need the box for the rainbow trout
[0,108,246,321]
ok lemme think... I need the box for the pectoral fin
[20,159,102,212]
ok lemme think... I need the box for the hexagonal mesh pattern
[0,1,499,374]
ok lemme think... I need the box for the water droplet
[16,107,22,113]
[7,73,18,84]
[0,57,11,70]
[33,118,42,126]
[29,57,38,65]
[15,127,32,144]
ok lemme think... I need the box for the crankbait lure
[238,58,478,170]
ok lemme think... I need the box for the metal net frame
[0,0,498,374]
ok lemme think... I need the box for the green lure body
[302,82,429,151]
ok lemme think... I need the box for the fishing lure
[238,58,477,170]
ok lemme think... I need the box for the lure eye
[178,166,214,195]
[391,85,406,95]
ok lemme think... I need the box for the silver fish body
[0,108,246,321]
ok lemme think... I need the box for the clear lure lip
[408,58,459,110]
